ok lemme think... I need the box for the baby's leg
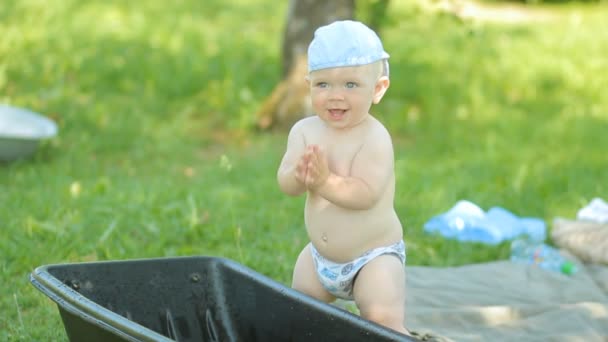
[353,254,409,335]
[292,243,335,303]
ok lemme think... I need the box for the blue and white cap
[307,20,390,73]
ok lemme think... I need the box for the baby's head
[306,21,391,128]
[307,20,390,80]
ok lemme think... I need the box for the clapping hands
[295,145,330,191]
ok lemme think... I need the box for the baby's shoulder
[364,116,392,143]
[297,115,322,127]
[291,116,322,135]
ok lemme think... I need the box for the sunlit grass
[1,0,607,340]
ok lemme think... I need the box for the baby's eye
[316,82,329,88]
[345,82,357,88]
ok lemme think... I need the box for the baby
[277,20,410,335]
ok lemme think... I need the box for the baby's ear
[372,76,390,104]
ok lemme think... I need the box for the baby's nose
[328,88,345,100]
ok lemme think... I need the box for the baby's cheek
[311,94,325,108]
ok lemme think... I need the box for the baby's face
[308,63,383,130]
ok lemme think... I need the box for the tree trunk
[281,0,355,77]
[256,0,355,130]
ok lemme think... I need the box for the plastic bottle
[510,238,577,275]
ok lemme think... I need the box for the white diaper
[310,240,406,300]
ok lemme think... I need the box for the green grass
[1,0,607,340]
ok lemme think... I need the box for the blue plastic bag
[423,200,546,245]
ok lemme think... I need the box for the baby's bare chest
[308,139,363,176]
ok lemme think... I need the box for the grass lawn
[1,0,607,340]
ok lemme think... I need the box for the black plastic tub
[30,256,413,341]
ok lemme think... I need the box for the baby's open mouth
[328,109,346,119]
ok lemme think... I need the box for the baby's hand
[294,152,309,184]
[305,145,330,190]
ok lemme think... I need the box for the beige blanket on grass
[551,218,608,265]
[405,261,608,342]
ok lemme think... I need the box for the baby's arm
[308,129,394,210]
[277,121,308,196]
